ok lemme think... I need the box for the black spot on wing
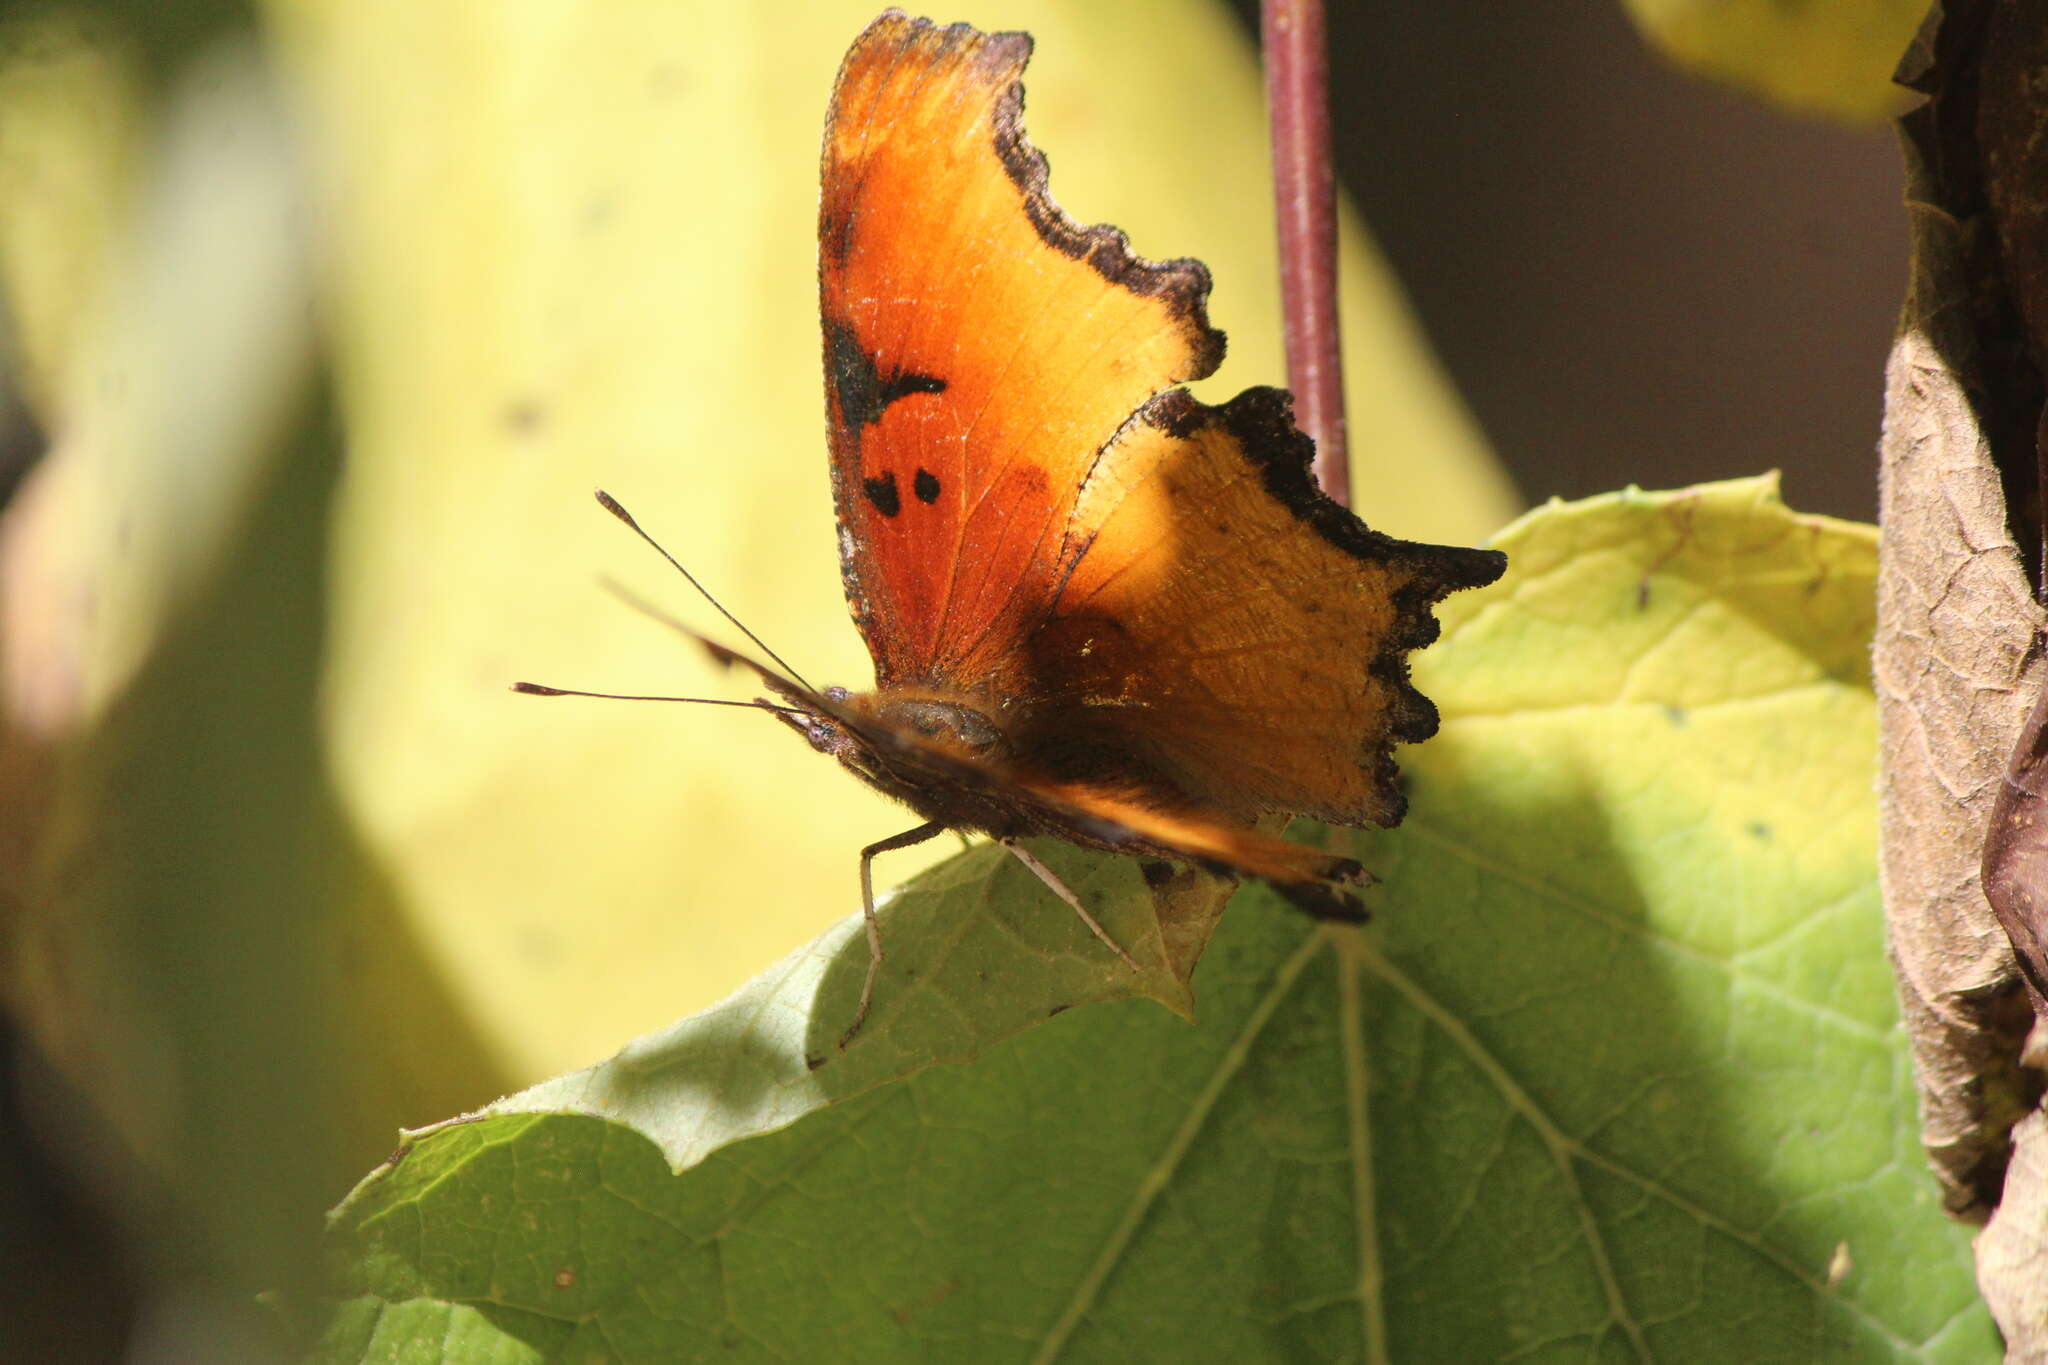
[864,471,901,517]
[825,318,881,429]
[879,371,948,409]
[914,468,942,503]
[823,317,948,433]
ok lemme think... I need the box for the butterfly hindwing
[1024,387,1506,829]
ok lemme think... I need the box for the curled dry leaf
[1959,4,2048,1352]
[1984,678,2048,1014]
[1879,29,2043,1226]
[1884,2,2048,1355]
[1978,1110,2048,1350]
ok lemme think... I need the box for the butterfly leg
[1001,841,1142,975]
[840,820,947,1049]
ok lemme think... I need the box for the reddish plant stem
[1262,0,1349,507]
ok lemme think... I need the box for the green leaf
[494,843,1231,1160]
[309,478,1995,1362]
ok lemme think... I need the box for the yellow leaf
[1622,0,1922,122]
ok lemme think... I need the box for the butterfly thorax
[770,682,1076,839]
[867,694,1010,761]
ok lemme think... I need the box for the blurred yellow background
[1,0,1513,1165]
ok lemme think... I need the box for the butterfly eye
[799,716,850,757]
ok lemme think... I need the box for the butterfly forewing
[819,13,1223,691]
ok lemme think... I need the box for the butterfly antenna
[593,490,817,690]
[510,682,802,715]
[594,573,807,693]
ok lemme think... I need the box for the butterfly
[526,11,1505,1047]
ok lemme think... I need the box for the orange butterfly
[529,11,1504,1046]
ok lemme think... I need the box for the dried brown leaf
[1879,112,2042,1222]
[1977,1107,2048,1352]
[1985,679,2048,1011]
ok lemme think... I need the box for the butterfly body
[770,684,1033,837]
[766,681,1135,838]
